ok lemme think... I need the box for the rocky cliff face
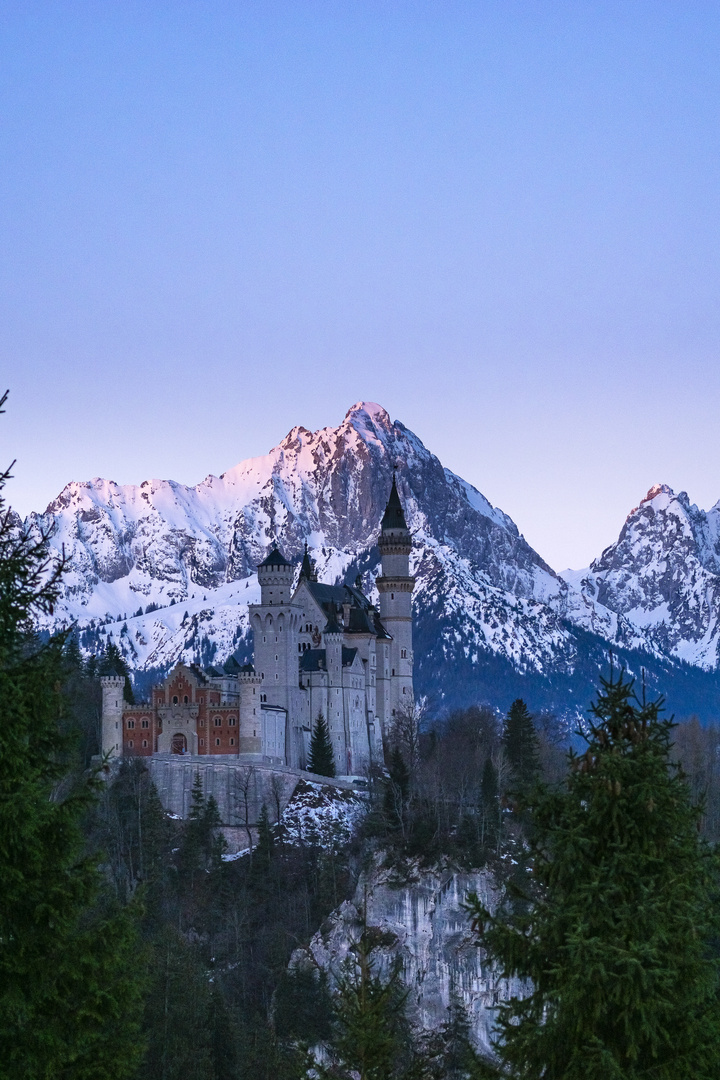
[564,484,720,671]
[291,860,524,1056]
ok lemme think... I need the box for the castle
[101,478,415,776]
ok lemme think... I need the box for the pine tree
[100,639,135,703]
[479,755,500,851]
[0,396,145,1079]
[502,698,539,796]
[255,802,274,870]
[315,928,414,1080]
[308,713,336,777]
[469,673,720,1079]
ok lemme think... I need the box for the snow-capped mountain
[563,484,720,671]
[19,402,720,716]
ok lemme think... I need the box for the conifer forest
[3,411,720,1080]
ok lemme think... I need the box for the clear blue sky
[1,1,719,571]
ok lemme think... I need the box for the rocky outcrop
[291,860,525,1057]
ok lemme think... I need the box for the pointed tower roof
[299,541,317,581]
[381,474,408,531]
[323,601,343,635]
[258,542,292,568]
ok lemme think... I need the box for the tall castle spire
[376,473,415,729]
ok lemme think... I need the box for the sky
[1,1,719,572]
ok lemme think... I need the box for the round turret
[257,543,294,605]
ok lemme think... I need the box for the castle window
[401,649,407,659]
[215,738,221,746]
[229,737,235,746]
[391,593,394,600]
[200,719,204,727]
[228,717,236,726]
[172,695,178,704]
[200,697,204,703]
[184,695,189,704]
[253,730,256,737]
[141,719,149,728]
[275,673,278,680]
[403,686,407,694]
[214,717,222,727]
[200,738,204,747]
[127,719,135,729]
[128,740,134,748]
[392,669,395,677]
[142,739,148,748]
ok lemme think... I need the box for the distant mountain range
[19,402,720,720]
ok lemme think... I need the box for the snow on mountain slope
[25,401,596,681]
[563,484,720,670]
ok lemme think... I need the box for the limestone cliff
[291,859,525,1057]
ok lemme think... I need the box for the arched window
[172,695,178,705]
[214,716,222,727]
[215,738,221,746]
[127,719,135,729]
[142,739,148,748]
[141,719,149,728]
[184,695,189,704]
[128,739,134,748]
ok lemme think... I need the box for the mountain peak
[641,483,676,505]
[344,401,392,429]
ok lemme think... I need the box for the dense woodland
[13,636,720,1079]
[3,416,720,1077]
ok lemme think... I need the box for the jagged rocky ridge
[21,402,720,717]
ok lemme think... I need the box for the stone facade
[101,479,414,778]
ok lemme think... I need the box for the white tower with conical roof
[376,476,415,729]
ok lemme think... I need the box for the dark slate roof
[258,544,293,568]
[299,647,360,671]
[239,663,255,674]
[204,665,226,678]
[304,579,391,640]
[300,649,326,672]
[324,602,343,635]
[381,476,408,531]
[299,542,317,581]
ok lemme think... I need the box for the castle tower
[376,475,415,729]
[249,543,302,765]
[323,603,345,773]
[100,675,125,758]
[257,543,295,606]
[238,664,263,755]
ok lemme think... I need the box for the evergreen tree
[502,698,539,796]
[384,745,410,835]
[308,713,336,777]
[469,673,720,1080]
[0,397,145,1079]
[255,802,274,871]
[479,755,500,851]
[315,928,414,1080]
[100,639,135,703]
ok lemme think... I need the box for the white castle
[101,478,415,776]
